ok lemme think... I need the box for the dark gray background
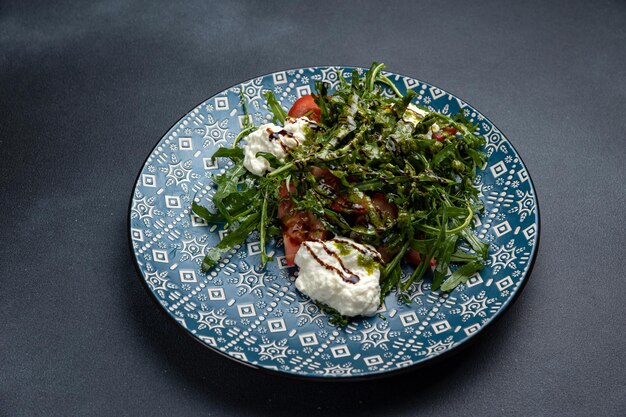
[1,0,625,415]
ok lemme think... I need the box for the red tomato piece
[281,211,329,266]
[432,131,445,142]
[406,248,437,268]
[288,95,321,122]
[282,211,309,243]
[443,126,458,135]
[330,197,347,213]
[376,246,395,264]
[279,181,295,199]
[330,195,366,215]
[283,237,301,266]
[371,193,398,219]
[310,166,340,193]
[278,180,329,265]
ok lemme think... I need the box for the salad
[192,63,488,321]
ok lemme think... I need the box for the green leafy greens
[193,62,488,302]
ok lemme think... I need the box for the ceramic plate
[129,66,540,379]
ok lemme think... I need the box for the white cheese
[242,117,312,176]
[283,116,313,142]
[294,237,382,317]
[401,104,441,140]
[403,103,429,126]
[426,122,440,140]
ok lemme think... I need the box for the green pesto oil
[357,253,379,275]
[333,241,353,256]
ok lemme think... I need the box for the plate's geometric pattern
[130,67,539,378]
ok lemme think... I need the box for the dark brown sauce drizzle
[287,116,320,132]
[267,128,294,141]
[266,128,294,153]
[317,241,360,284]
[302,242,360,284]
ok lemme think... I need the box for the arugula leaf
[462,227,489,259]
[211,163,247,223]
[395,89,418,118]
[212,146,244,161]
[365,62,385,92]
[431,234,458,291]
[313,81,330,123]
[440,261,485,292]
[450,250,482,263]
[221,187,257,216]
[201,212,261,272]
[377,74,403,98]
[264,91,287,125]
[233,126,256,148]
[381,241,409,300]
[255,152,282,169]
[192,201,225,222]
[259,189,270,266]
[404,206,447,291]
[239,89,253,129]
[431,142,457,167]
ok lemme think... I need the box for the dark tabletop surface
[1,0,625,415]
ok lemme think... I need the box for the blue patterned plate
[129,66,539,379]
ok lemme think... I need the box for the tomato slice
[281,212,329,266]
[310,166,340,193]
[376,246,395,264]
[371,193,398,219]
[288,95,321,122]
[330,195,365,215]
[406,248,437,268]
[443,126,458,135]
[283,236,301,266]
[278,182,329,266]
